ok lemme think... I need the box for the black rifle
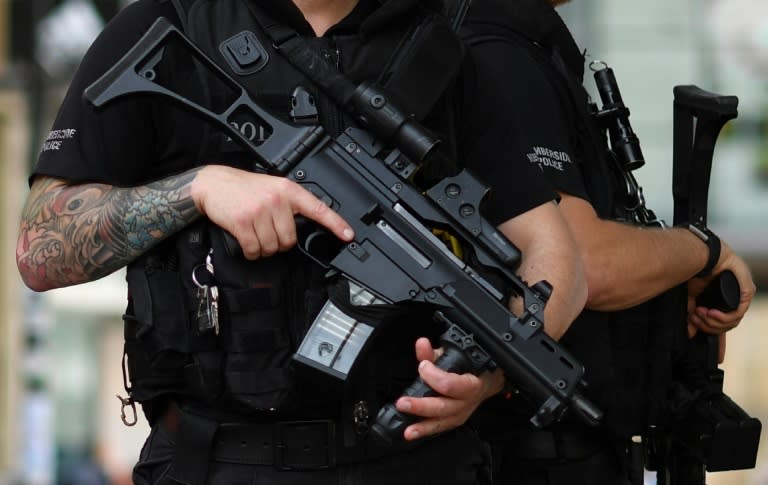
[590,64,761,483]
[651,86,761,484]
[84,18,602,441]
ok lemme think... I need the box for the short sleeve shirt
[461,33,591,205]
[32,0,557,224]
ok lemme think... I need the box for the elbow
[583,268,605,307]
[17,263,51,292]
[572,254,589,314]
[575,264,589,311]
[16,256,51,293]
[16,236,54,292]
[581,251,612,310]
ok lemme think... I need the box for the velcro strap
[225,368,293,395]
[224,329,289,352]
[223,287,279,312]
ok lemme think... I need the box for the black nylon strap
[376,14,465,120]
[241,1,463,121]
[242,2,358,106]
[167,411,218,485]
[226,368,293,394]
[169,0,195,30]
[683,222,721,278]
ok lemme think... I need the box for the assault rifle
[650,86,762,484]
[589,64,761,483]
[84,18,602,441]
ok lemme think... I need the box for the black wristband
[683,222,721,277]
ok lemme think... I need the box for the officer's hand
[191,165,354,259]
[395,338,504,442]
[687,241,755,336]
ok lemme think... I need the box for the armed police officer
[458,0,757,483]
[16,0,590,483]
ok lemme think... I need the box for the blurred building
[1,2,143,484]
[1,2,30,481]
[0,0,767,484]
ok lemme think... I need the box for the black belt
[489,430,607,461]
[160,407,413,471]
[213,420,365,469]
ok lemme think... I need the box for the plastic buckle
[274,420,336,470]
[218,31,269,75]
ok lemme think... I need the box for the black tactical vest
[463,0,654,439]
[122,0,465,423]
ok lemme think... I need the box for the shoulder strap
[242,1,465,121]
[167,0,196,31]
[462,0,584,81]
[377,13,466,119]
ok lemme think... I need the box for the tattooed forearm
[17,168,203,291]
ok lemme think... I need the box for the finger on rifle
[251,213,280,258]
[697,306,741,328]
[239,231,262,260]
[271,197,299,253]
[414,337,440,362]
[293,187,354,242]
[690,307,739,334]
[718,333,726,364]
[417,360,481,398]
[402,416,449,441]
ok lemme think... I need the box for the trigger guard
[298,228,338,269]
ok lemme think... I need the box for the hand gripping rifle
[84,18,602,441]
[591,63,761,483]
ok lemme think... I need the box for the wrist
[680,222,721,277]
[188,166,209,214]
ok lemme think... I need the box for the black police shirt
[32,0,557,226]
[465,35,590,203]
[469,30,652,435]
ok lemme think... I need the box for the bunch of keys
[192,249,220,335]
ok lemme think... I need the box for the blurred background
[0,0,766,483]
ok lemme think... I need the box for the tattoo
[17,168,202,289]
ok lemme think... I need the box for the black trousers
[490,439,634,485]
[133,424,491,485]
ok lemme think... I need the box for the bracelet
[682,222,721,277]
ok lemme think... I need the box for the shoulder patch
[527,145,572,172]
